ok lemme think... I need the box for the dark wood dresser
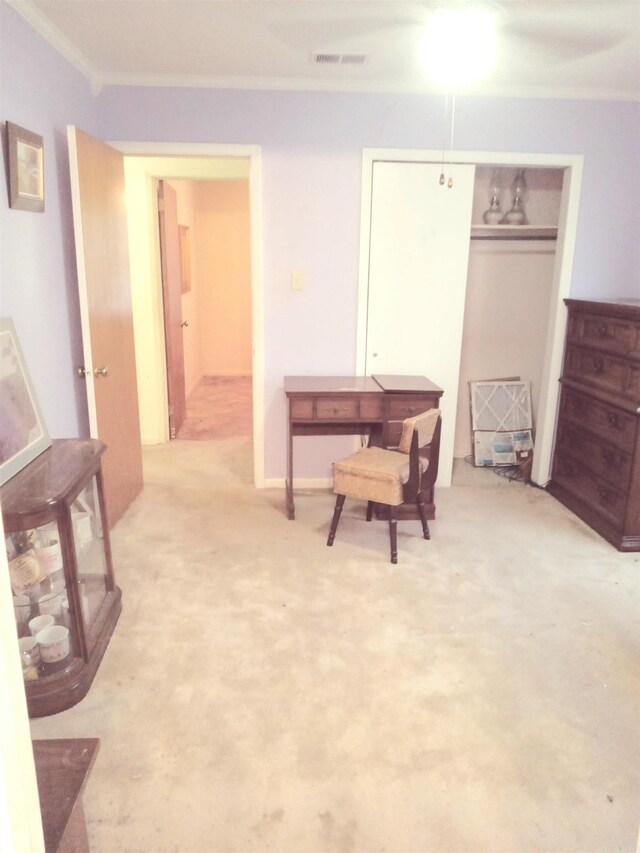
[548,298,640,551]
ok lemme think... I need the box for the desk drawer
[290,398,314,419]
[387,396,435,419]
[290,395,383,421]
[316,398,358,419]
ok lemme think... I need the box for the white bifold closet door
[365,161,476,486]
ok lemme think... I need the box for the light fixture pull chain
[439,89,449,186]
[447,91,456,188]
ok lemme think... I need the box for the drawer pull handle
[597,323,607,337]
[326,407,350,415]
[593,357,604,373]
[607,412,620,429]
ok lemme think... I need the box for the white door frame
[110,142,265,488]
[357,148,584,486]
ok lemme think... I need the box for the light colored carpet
[178,376,252,440]
[30,439,640,853]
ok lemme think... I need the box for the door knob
[94,366,109,377]
[372,352,378,358]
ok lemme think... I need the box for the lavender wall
[1,3,98,439]
[97,86,639,479]
[2,2,638,481]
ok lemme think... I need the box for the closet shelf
[470,225,558,241]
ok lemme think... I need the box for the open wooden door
[68,126,143,527]
[157,180,186,438]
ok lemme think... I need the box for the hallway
[178,375,252,440]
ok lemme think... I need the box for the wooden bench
[33,738,99,853]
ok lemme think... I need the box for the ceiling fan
[266,1,626,69]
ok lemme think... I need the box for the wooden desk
[285,374,443,519]
[33,738,99,852]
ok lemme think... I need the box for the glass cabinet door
[7,522,75,682]
[3,438,121,716]
[71,477,110,640]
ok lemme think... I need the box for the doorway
[155,176,253,443]
[114,143,264,487]
[357,148,584,487]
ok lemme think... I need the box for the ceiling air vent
[313,53,367,65]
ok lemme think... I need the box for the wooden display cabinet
[2,439,122,716]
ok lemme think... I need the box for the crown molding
[7,0,104,94]
[98,72,639,102]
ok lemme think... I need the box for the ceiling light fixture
[418,6,497,90]
[418,6,497,189]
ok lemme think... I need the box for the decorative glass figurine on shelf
[501,169,528,225]
[482,171,504,224]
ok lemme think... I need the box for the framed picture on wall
[6,121,45,212]
[0,318,51,485]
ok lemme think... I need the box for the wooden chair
[327,409,442,563]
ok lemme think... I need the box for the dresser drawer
[568,311,640,358]
[564,345,640,400]
[552,456,627,530]
[560,387,637,453]
[555,420,632,491]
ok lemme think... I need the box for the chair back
[398,408,441,454]
[399,409,442,501]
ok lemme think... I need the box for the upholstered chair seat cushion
[333,446,430,506]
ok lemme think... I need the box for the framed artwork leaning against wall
[0,318,51,485]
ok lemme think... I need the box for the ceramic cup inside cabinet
[35,540,63,575]
[38,591,64,618]
[18,636,41,669]
[36,625,70,663]
[29,614,54,636]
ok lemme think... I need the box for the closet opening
[356,148,584,489]
[454,165,565,480]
